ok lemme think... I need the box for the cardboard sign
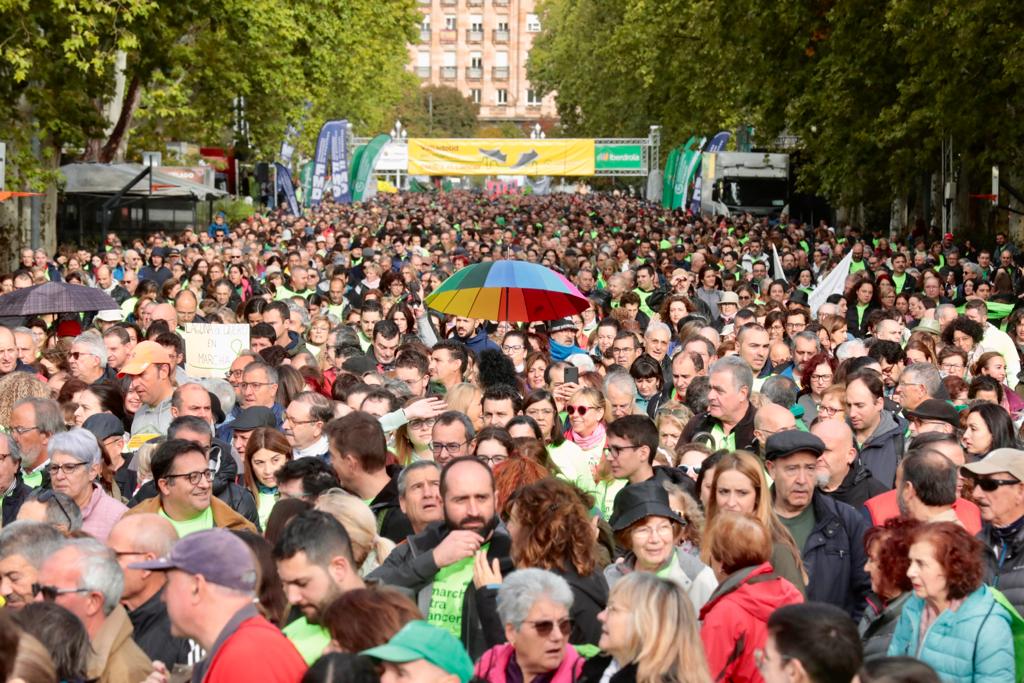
[183,323,249,378]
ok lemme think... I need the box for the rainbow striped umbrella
[425,260,589,322]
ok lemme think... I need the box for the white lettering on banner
[182,323,250,378]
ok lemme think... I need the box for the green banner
[662,147,680,209]
[595,144,643,172]
[300,161,314,208]
[351,134,391,202]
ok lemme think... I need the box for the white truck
[700,152,789,218]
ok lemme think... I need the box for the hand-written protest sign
[183,323,249,378]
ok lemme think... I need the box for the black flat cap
[764,430,826,462]
[231,406,277,432]
[904,399,960,429]
[609,480,686,532]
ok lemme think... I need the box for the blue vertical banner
[690,131,732,214]
[310,119,350,206]
[275,163,301,216]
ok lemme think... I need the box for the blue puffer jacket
[887,585,1015,683]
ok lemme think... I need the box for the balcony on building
[492,66,510,81]
[465,29,483,43]
[466,66,483,80]
[417,0,431,5]
[492,28,510,43]
[467,0,483,5]
[439,29,457,44]
[441,0,457,6]
[415,66,431,78]
[441,66,458,80]
[493,0,509,6]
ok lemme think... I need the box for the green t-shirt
[856,302,869,327]
[428,544,490,638]
[159,505,215,538]
[779,505,816,551]
[257,491,277,530]
[710,423,737,451]
[22,468,43,489]
[283,617,331,665]
[892,272,907,294]
[849,260,866,274]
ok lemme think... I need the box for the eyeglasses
[477,454,508,466]
[431,441,467,454]
[68,351,95,360]
[972,477,1021,493]
[501,344,524,353]
[632,523,676,540]
[36,489,73,527]
[678,464,702,476]
[818,405,841,417]
[240,382,273,391]
[9,426,39,436]
[940,362,965,373]
[523,618,573,638]
[162,469,215,486]
[285,415,320,426]
[32,583,91,601]
[811,373,833,383]
[409,418,436,430]
[566,405,596,416]
[604,444,640,458]
[47,462,88,477]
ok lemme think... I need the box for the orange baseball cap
[118,341,173,377]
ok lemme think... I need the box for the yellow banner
[408,138,596,176]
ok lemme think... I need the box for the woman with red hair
[859,518,919,661]
[887,522,1015,681]
[796,352,837,422]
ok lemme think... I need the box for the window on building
[497,89,508,105]
[527,89,542,105]
[471,89,481,104]
[421,16,430,30]
[417,52,431,67]
[495,51,509,67]
[471,53,483,69]
[470,15,483,31]
[443,51,457,67]
[444,15,456,30]
[526,13,541,32]
[496,20,509,32]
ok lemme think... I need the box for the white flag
[808,250,853,316]
[771,243,786,281]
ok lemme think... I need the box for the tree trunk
[98,73,143,163]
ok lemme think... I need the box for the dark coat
[679,401,758,452]
[370,465,414,544]
[846,301,880,338]
[979,520,1024,616]
[827,458,889,510]
[856,411,907,489]
[801,491,872,620]
[454,327,501,359]
[859,591,911,662]
[580,655,636,683]
[128,586,196,666]
[1,475,32,526]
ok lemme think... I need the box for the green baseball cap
[361,621,473,683]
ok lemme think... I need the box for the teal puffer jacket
[887,585,1015,683]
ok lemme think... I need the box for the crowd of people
[1,190,1024,683]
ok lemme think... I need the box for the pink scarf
[568,421,607,452]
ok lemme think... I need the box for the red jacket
[862,490,981,535]
[700,562,803,683]
[203,615,307,683]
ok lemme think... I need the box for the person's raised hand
[433,529,483,568]
[472,549,503,588]
[404,396,447,421]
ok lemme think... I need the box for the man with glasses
[431,411,476,466]
[284,391,332,462]
[106,513,196,666]
[0,520,65,609]
[964,448,1024,614]
[35,537,152,681]
[610,331,642,369]
[10,396,64,489]
[119,341,176,438]
[0,432,31,525]
[764,431,870,619]
[327,412,412,543]
[867,340,905,398]
[893,364,943,417]
[69,332,117,385]
[125,439,256,536]
[394,350,430,398]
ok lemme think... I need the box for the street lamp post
[391,120,408,190]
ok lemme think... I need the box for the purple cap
[129,528,257,591]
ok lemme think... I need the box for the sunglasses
[523,618,573,637]
[972,477,1021,493]
[565,405,595,416]
[32,582,90,601]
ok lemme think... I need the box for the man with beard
[274,510,366,664]
[764,430,871,620]
[369,457,513,660]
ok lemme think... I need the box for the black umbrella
[0,282,119,316]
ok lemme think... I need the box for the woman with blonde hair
[703,451,806,594]
[315,488,396,576]
[0,372,50,426]
[582,572,712,683]
[564,386,618,515]
[393,397,435,465]
[446,382,484,432]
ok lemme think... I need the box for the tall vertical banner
[351,134,392,202]
[274,163,301,216]
[310,120,350,206]
[671,137,704,210]
[662,147,680,209]
[278,101,312,167]
[690,131,732,214]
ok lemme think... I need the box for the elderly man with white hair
[604,372,640,419]
[36,537,151,681]
[70,332,117,385]
[48,428,127,542]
